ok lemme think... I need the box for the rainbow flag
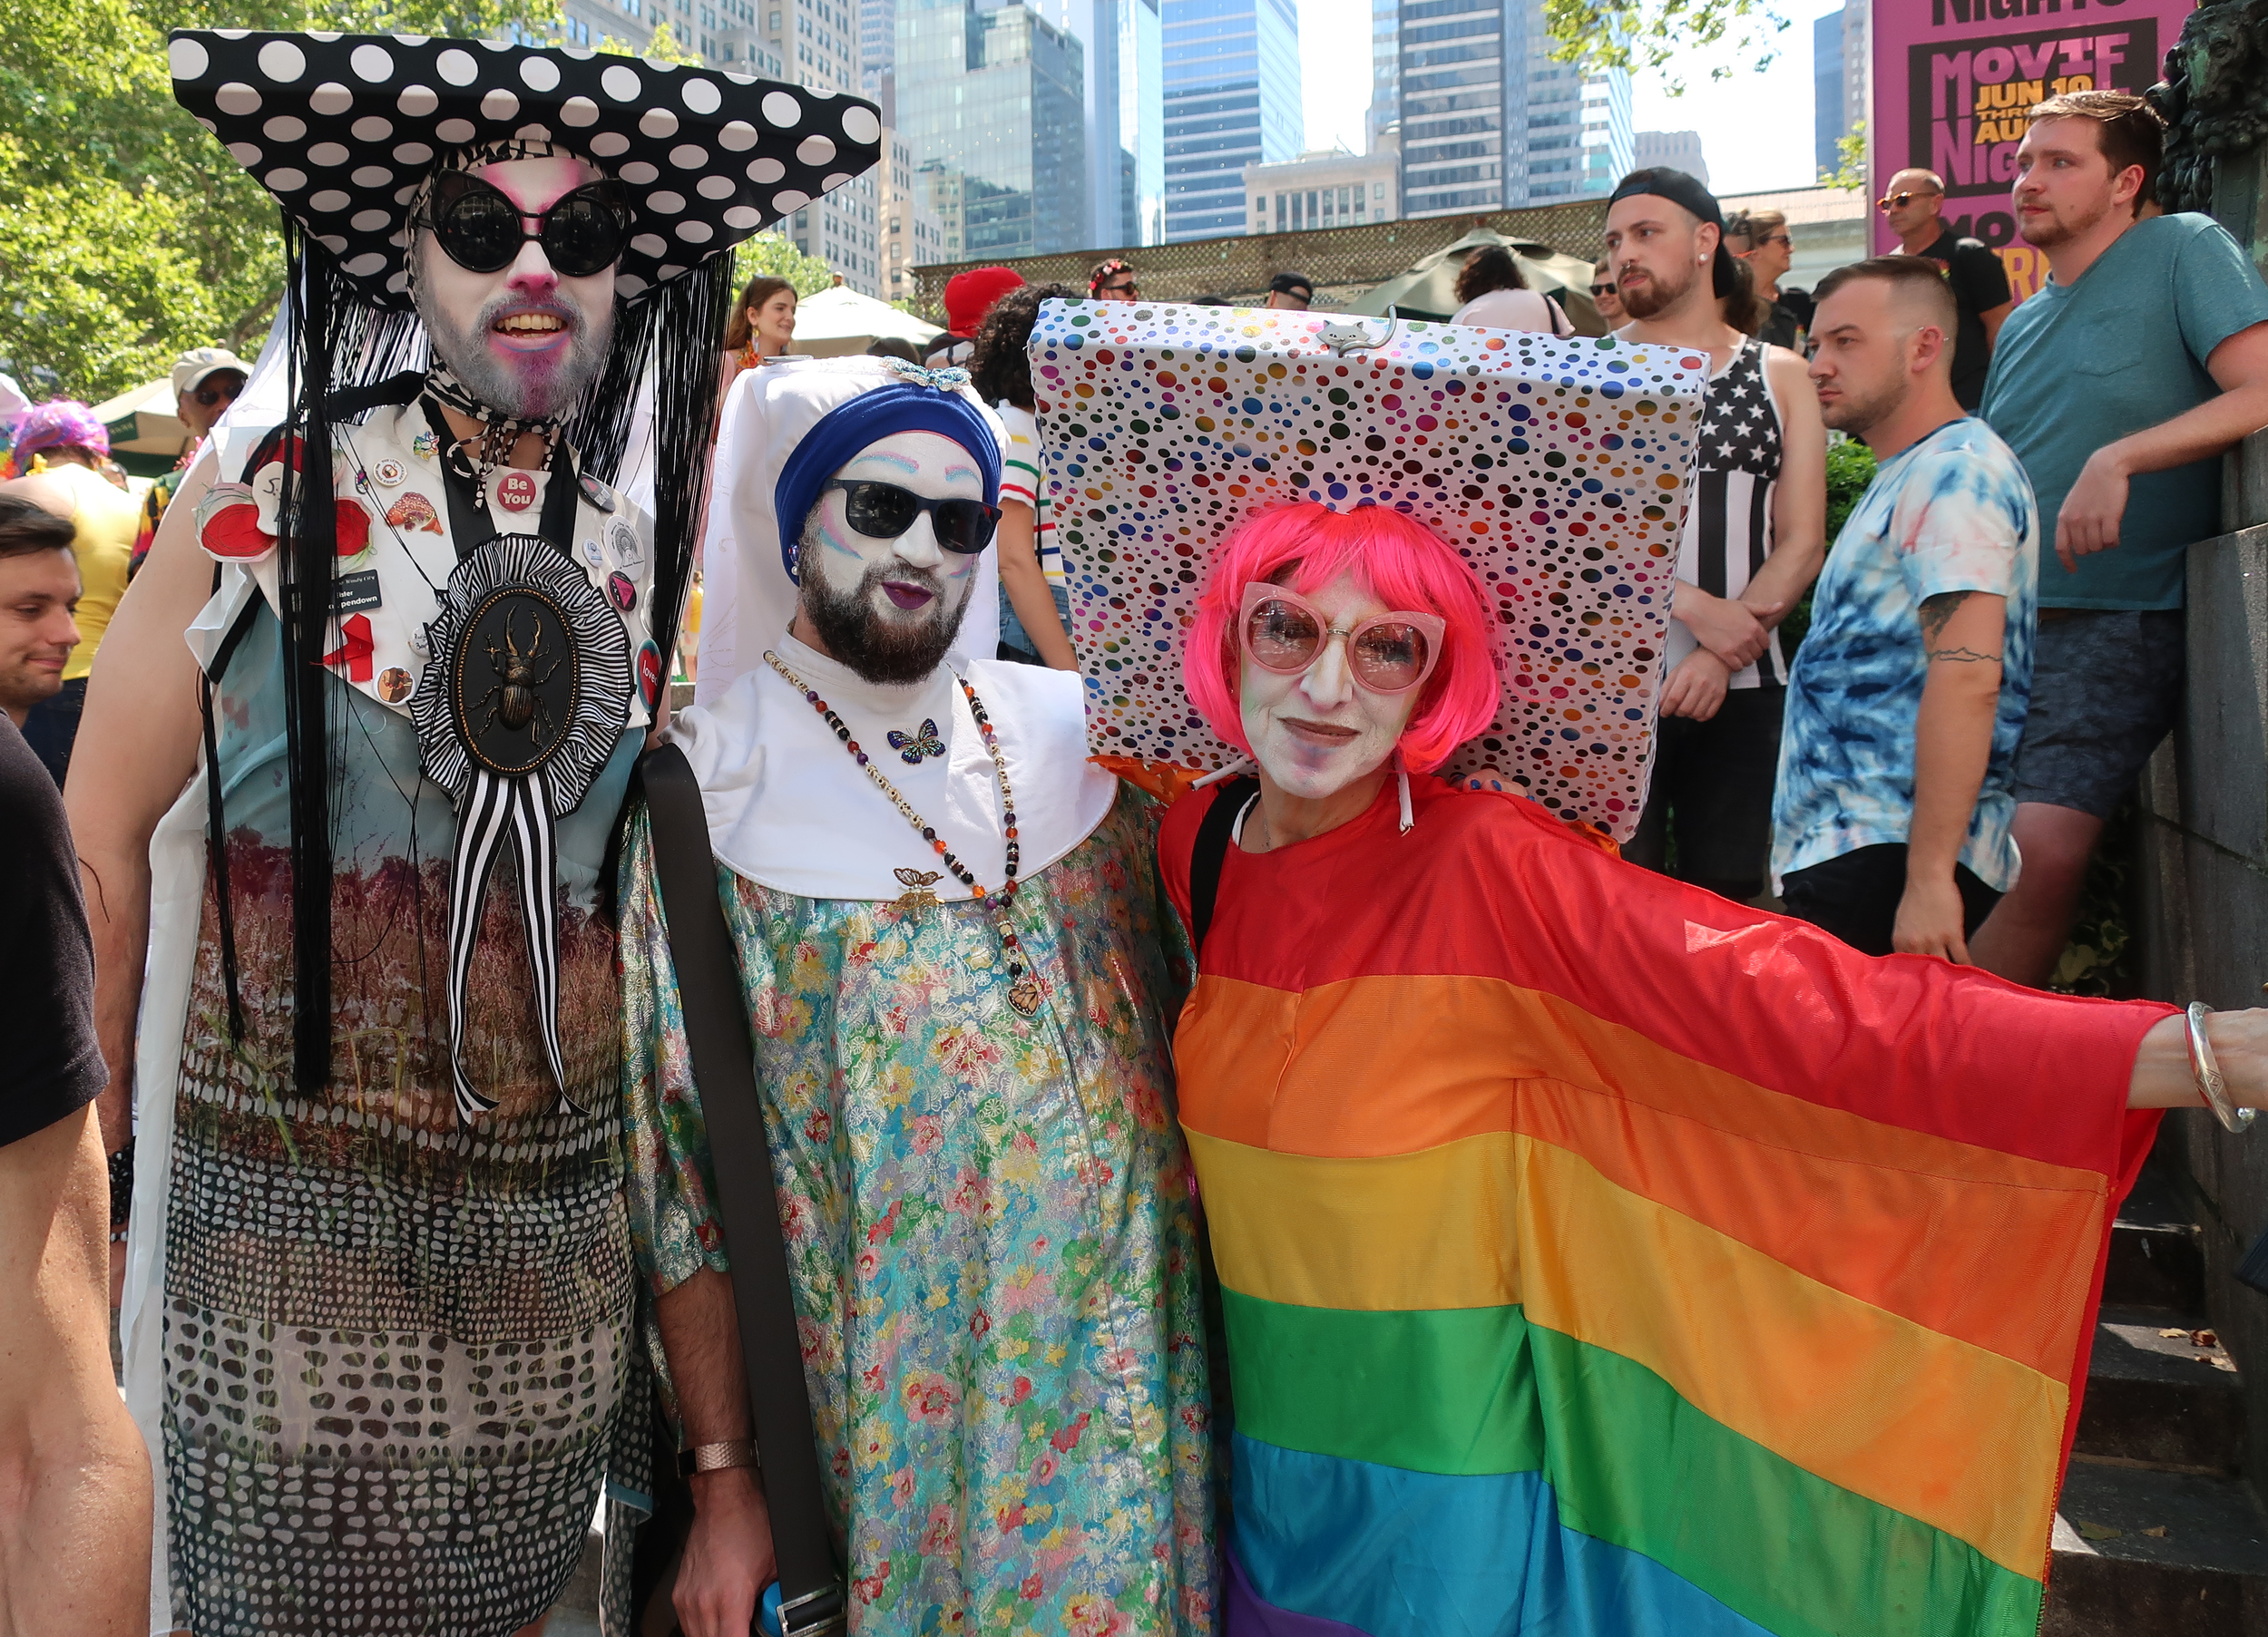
[1166,780,2165,1636]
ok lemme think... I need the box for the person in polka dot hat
[64,31,880,1637]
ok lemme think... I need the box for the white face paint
[413,153,618,420]
[797,429,986,685]
[1238,570,1422,800]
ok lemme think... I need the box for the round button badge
[495,471,538,512]
[608,570,637,612]
[372,458,406,488]
[636,641,662,708]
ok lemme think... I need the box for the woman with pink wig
[1155,499,2268,1637]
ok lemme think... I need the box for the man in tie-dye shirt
[1772,257,2038,960]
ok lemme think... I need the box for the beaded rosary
[764,649,1041,1018]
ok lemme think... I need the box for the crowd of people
[6,35,2268,1637]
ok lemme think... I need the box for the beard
[1616,256,1698,321]
[414,253,613,420]
[800,541,970,687]
[2018,192,2113,250]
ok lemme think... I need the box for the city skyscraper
[1160,0,1301,242]
[1392,0,1631,218]
[898,0,1090,258]
[1040,0,1167,248]
[1813,1,1869,183]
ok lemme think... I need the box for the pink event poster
[1871,0,2195,299]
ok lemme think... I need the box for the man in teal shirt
[1973,91,2268,986]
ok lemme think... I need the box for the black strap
[637,743,846,1636]
[1187,775,1256,960]
[418,395,582,561]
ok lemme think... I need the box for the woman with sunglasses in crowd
[1155,497,2268,1636]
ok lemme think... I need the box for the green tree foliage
[0,0,547,403]
[732,229,837,297]
[1540,0,1788,90]
[1821,122,1867,191]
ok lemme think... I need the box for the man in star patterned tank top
[1603,167,1828,904]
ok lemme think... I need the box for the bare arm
[2132,1008,2268,1108]
[654,1268,777,1637]
[0,1106,152,1637]
[993,500,1078,670]
[1740,346,1830,626]
[64,446,217,1158]
[2056,320,2268,567]
[1895,590,2006,962]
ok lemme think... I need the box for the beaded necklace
[764,649,1041,1018]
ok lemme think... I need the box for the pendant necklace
[764,649,1042,1018]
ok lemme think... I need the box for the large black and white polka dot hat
[171,30,880,308]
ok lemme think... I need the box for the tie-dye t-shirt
[1771,417,2038,892]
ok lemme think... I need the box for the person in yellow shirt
[0,401,139,784]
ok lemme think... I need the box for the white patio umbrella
[790,284,945,358]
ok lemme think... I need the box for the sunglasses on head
[1238,583,1445,695]
[418,171,631,278]
[1876,190,1938,212]
[825,480,1000,554]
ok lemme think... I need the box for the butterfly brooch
[893,867,943,912]
[888,718,945,765]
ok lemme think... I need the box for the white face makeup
[1238,570,1422,800]
[797,428,987,685]
[413,153,618,420]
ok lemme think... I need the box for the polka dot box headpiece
[169,29,882,309]
[1029,300,1708,839]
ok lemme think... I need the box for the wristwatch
[678,1437,760,1477]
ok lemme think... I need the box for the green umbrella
[1346,226,1606,336]
[92,376,192,478]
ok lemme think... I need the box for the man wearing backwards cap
[1604,166,1827,907]
[615,356,1217,1633]
[66,28,878,1634]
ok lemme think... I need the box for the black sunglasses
[419,171,631,278]
[1098,280,1139,297]
[825,480,999,554]
[191,381,242,407]
[1590,282,1617,296]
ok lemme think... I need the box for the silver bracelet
[2186,1002,2255,1135]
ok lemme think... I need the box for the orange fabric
[1178,972,2111,1376]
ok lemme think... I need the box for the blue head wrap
[773,378,1002,584]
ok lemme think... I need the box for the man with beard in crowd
[616,358,1217,1633]
[1604,167,1827,905]
[64,31,876,1633]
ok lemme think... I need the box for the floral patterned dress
[618,785,1219,1634]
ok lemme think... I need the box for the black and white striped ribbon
[445,764,578,1125]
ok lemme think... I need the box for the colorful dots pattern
[1028,299,1706,840]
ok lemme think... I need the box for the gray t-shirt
[1980,212,2268,610]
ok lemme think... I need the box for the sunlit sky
[1297,0,1856,198]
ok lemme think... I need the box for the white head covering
[697,356,1003,707]
[673,355,1111,902]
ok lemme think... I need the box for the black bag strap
[636,742,846,1636]
[1187,775,1257,960]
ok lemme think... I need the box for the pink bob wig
[1184,502,1500,775]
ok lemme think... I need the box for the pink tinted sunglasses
[1238,582,1447,696]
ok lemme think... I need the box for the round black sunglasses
[825,480,1000,554]
[418,172,631,278]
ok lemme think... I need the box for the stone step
[2077,1306,2247,1475]
[2106,1161,2208,1311]
[2044,1462,2268,1635]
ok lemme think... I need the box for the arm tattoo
[1918,590,2003,663]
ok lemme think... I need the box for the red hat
[943,267,1026,338]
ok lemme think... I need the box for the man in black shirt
[0,493,149,1632]
[1882,168,2015,411]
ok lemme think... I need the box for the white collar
[665,631,1117,901]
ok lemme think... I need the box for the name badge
[337,569,385,613]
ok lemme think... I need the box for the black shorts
[1625,686,1784,901]
[1779,843,2002,957]
[2010,609,2184,819]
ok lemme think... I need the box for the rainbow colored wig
[1184,501,1501,774]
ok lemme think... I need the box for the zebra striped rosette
[413,533,632,1124]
